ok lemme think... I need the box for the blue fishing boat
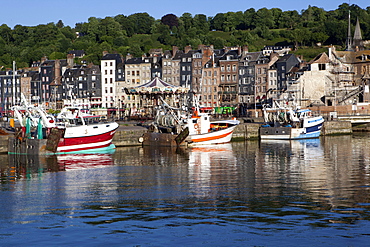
[259,101,324,140]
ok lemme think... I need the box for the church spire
[353,18,362,40]
[353,17,364,51]
[345,10,353,51]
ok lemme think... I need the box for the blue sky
[2,0,369,28]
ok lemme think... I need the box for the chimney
[172,46,178,57]
[242,46,249,56]
[202,47,212,57]
[102,51,109,57]
[198,44,206,51]
[184,45,192,54]
[67,53,74,68]
[54,59,61,85]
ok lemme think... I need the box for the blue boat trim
[54,144,116,155]
[308,117,324,124]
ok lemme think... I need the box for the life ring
[194,123,199,129]
[138,136,144,143]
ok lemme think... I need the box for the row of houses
[1,29,369,116]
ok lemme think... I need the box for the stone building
[219,47,240,107]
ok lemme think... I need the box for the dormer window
[318,64,326,71]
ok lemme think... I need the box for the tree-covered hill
[0,3,369,69]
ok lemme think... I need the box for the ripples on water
[1,134,370,246]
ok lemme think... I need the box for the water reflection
[188,144,237,198]
[57,153,114,170]
[1,136,370,245]
[1,151,115,182]
[255,136,370,225]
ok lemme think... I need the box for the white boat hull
[187,125,237,145]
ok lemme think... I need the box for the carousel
[124,76,190,118]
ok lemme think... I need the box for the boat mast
[12,61,16,106]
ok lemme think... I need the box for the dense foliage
[0,3,369,69]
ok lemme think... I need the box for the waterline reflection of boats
[259,138,323,162]
[188,143,237,197]
[6,151,115,179]
[57,152,115,171]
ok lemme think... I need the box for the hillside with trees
[0,3,369,69]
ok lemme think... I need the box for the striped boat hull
[188,125,237,146]
[56,123,119,153]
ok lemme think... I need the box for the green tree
[127,13,155,34]
[210,13,226,31]
[310,31,329,45]
[113,36,128,47]
[302,6,327,28]
[56,20,64,28]
[87,17,104,42]
[179,13,193,31]
[193,14,209,34]
[270,8,283,29]
[60,26,76,41]
[254,8,274,29]
[279,10,300,29]
[253,26,273,39]
[12,25,30,46]
[289,28,312,47]
[56,35,72,52]
[0,24,12,44]
[31,23,60,45]
[156,24,172,45]
[127,43,143,57]
[243,8,256,30]
[101,17,123,38]
[114,15,135,37]
[49,51,66,60]
[324,20,347,46]
[224,11,245,31]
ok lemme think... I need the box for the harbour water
[1,134,370,246]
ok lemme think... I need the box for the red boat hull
[56,124,118,153]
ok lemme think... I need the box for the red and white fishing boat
[53,106,119,153]
[140,97,239,146]
[186,110,239,146]
[9,96,118,154]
